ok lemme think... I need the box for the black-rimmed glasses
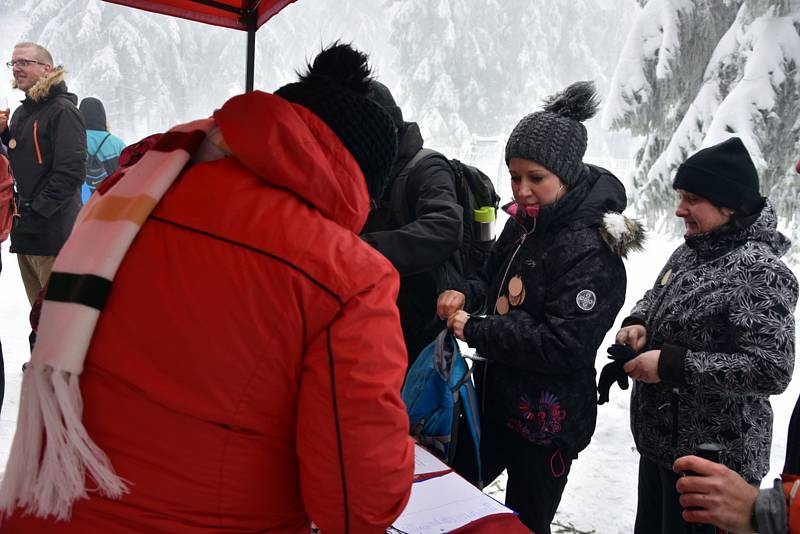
[5,59,47,69]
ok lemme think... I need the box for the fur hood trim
[12,66,65,103]
[599,212,645,258]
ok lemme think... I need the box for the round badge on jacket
[576,289,596,311]
[496,295,510,315]
[8,139,16,149]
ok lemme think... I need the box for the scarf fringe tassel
[0,364,128,521]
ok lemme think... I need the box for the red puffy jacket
[3,92,414,533]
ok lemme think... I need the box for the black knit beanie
[505,81,600,187]
[673,137,763,214]
[79,97,108,131]
[367,80,404,131]
[274,43,397,200]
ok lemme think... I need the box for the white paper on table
[391,471,515,533]
[413,444,450,477]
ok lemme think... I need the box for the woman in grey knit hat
[437,81,643,533]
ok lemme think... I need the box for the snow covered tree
[389,0,637,159]
[605,0,800,248]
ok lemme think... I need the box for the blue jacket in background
[83,129,125,203]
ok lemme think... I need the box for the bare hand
[623,350,661,383]
[674,455,759,533]
[0,109,8,134]
[446,310,469,341]
[437,290,465,320]
[615,324,647,352]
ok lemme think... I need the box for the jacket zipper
[482,217,537,415]
[33,120,43,165]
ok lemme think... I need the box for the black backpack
[389,148,501,279]
[85,134,119,193]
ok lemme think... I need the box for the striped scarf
[0,117,228,521]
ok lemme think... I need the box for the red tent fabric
[102,0,298,31]
[101,0,300,90]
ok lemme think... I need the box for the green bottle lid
[473,206,496,223]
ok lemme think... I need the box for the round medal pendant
[8,138,16,149]
[508,276,523,297]
[496,295,510,315]
[509,287,526,307]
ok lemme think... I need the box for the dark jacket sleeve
[463,236,626,375]
[362,157,462,277]
[30,103,86,218]
[660,259,797,396]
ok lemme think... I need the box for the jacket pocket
[13,203,47,235]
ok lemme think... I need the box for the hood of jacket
[15,66,74,105]
[686,200,789,259]
[80,97,108,131]
[390,122,424,177]
[214,90,369,234]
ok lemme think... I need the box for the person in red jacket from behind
[2,43,414,533]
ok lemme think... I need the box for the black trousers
[635,455,699,534]
[454,421,573,534]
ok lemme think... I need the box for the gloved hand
[597,344,639,405]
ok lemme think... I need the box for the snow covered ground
[1,230,798,533]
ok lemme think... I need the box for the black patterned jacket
[459,165,643,454]
[626,201,797,482]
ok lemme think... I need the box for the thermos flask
[473,206,496,241]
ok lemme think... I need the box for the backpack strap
[387,148,449,225]
[91,133,112,158]
[397,148,441,181]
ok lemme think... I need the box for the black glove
[597,344,639,405]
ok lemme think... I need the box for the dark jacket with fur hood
[626,201,796,482]
[459,164,643,454]
[3,67,86,255]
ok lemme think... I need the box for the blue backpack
[401,330,482,484]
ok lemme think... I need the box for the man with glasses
[0,42,85,308]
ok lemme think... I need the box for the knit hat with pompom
[505,81,600,186]
[275,43,398,199]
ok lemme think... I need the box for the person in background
[0,42,413,533]
[0,42,85,307]
[437,81,641,533]
[79,97,125,203]
[617,137,797,533]
[362,80,462,364]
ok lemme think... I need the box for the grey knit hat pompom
[505,81,599,186]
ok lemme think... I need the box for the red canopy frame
[101,0,299,91]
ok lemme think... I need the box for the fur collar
[599,213,646,258]
[12,66,65,103]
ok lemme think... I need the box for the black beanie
[673,137,763,214]
[505,81,599,187]
[79,97,107,131]
[274,43,397,200]
[367,80,404,131]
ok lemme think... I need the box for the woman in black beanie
[616,137,798,533]
[437,81,644,533]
